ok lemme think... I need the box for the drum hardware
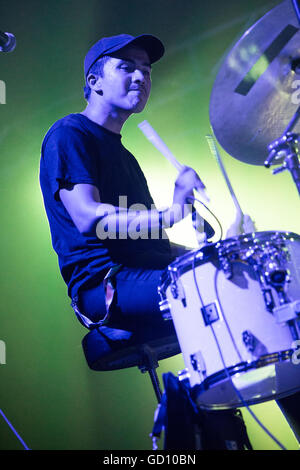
[287,319,300,341]
[190,351,207,382]
[263,260,290,289]
[251,260,291,315]
[178,368,190,382]
[201,302,220,326]
[257,240,300,341]
[216,244,233,279]
[192,349,295,394]
[261,287,275,313]
[168,266,187,307]
[265,131,300,169]
[273,300,300,324]
[265,130,300,196]
[158,298,172,320]
[259,257,291,308]
[216,233,293,316]
[242,330,268,357]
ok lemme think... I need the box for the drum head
[193,356,300,410]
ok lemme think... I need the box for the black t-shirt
[39,113,173,298]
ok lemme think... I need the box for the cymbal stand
[264,107,300,196]
[291,0,300,25]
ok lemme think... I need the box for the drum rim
[192,348,294,403]
[160,230,300,291]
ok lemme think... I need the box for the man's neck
[80,104,131,134]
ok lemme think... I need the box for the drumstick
[138,120,210,203]
[206,133,256,234]
[206,134,243,216]
[138,120,183,172]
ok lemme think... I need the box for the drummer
[39,33,205,338]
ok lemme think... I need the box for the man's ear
[87,73,102,93]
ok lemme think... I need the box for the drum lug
[190,351,207,381]
[262,288,275,312]
[273,300,300,323]
[242,330,268,357]
[178,368,191,382]
[168,267,187,307]
[158,298,172,320]
[216,245,233,279]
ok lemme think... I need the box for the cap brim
[129,35,165,63]
[107,34,164,64]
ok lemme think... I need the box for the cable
[292,0,300,25]
[186,196,223,242]
[214,269,243,362]
[209,325,286,450]
[191,253,287,450]
[0,408,30,450]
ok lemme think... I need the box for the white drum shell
[162,232,300,409]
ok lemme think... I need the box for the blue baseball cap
[84,33,165,78]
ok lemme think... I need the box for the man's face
[94,45,152,114]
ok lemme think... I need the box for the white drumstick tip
[138,120,210,203]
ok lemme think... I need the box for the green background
[0,0,299,450]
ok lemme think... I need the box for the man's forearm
[91,203,185,240]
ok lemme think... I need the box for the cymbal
[209,0,300,166]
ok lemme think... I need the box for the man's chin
[131,102,147,113]
[117,99,147,115]
[126,96,148,113]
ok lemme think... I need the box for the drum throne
[82,323,181,403]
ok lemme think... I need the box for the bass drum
[159,231,300,410]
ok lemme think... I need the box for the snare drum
[159,231,300,409]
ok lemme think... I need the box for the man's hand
[172,166,205,208]
[226,211,256,238]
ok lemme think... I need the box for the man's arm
[59,184,101,234]
[59,166,205,237]
[60,183,181,237]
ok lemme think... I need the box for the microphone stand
[0,31,16,53]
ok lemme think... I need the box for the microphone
[191,205,215,245]
[0,31,16,53]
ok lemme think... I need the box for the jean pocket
[74,283,107,327]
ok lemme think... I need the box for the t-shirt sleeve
[42,125,98,201]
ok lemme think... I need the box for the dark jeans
[77,266,176,341]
